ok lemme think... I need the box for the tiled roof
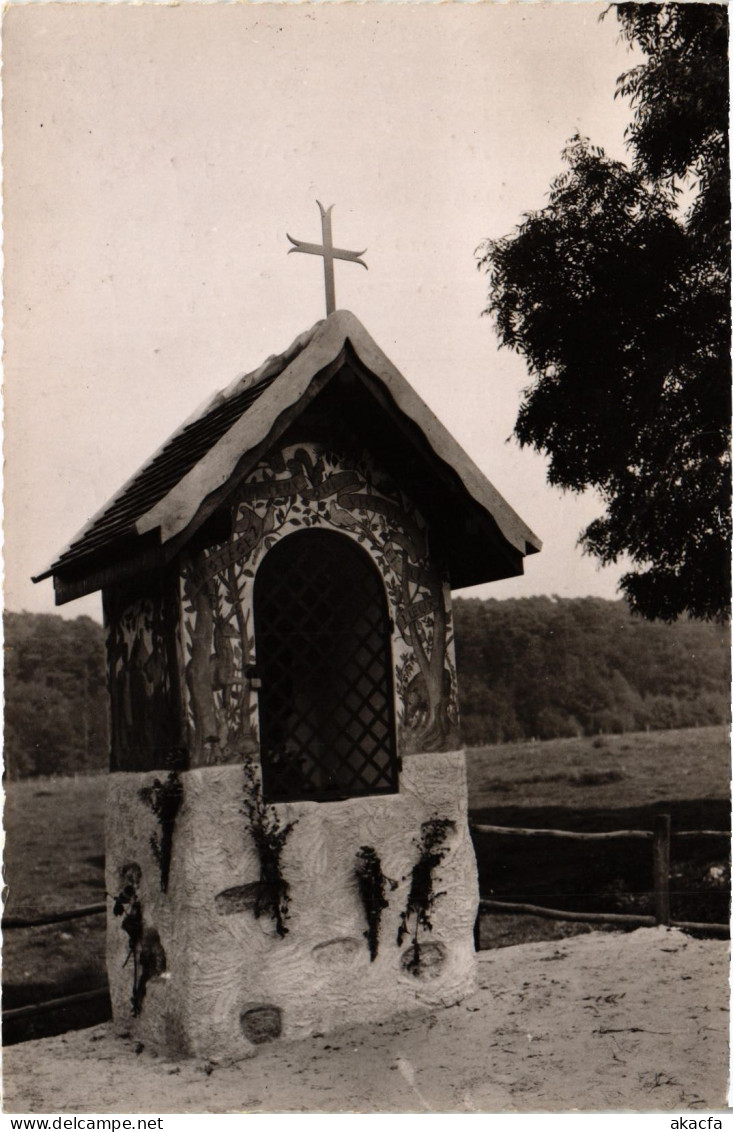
[33,325,319,580]
[35,311,541,593]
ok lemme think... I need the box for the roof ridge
[35,308,542,601]
[179,320,326,430]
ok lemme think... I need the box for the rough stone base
[105,751,479,1060]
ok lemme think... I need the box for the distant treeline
[5,613,108,779]
[4,599,730,778]
[453,596,730,747]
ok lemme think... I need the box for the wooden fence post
[653,813,671,925]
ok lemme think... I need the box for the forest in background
[453,597,729,747]
[4,598,729,778]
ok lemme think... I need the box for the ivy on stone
[113,863,145,1015]
[397,817,456,975]
[113,863,168,1017]
[354,845,397,961]
[139,769,184,893]
[241,759,297,938]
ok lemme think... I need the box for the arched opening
[253,529,398,802]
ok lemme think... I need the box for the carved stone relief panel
[180,442,460,768]
[106,587,181,771]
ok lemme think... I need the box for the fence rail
[2,902,106,930]
[2,987,110,1024]
[471,822,730,841]
[2,901,110,1028]
[472,812,730,939]
[477,899,729,937]
[479,898,657,928]
[472,823,653,841]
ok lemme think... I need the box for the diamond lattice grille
[254,530,398,802]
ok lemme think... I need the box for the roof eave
[135,309,541,560]
[35,309,541,598]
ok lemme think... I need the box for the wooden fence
[2,904,109,1026]
[472,812,730,941]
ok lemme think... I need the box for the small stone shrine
[35,214,540,1059]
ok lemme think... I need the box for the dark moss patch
[214,883,261,916]
[240,1003,282,1044]
[401,940,446,979]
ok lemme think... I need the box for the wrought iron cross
[287,202,368,316]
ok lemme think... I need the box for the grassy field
[468,725,730,949]
[3,725,729,1042]
[3,774,108,1043]
[466,725,730,811]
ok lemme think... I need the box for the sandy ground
[3,927,729,1114]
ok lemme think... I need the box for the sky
[3,1,642,623]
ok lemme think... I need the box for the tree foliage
[4,612,108,779]
[478,3,730,621]
[454,596,729,747]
